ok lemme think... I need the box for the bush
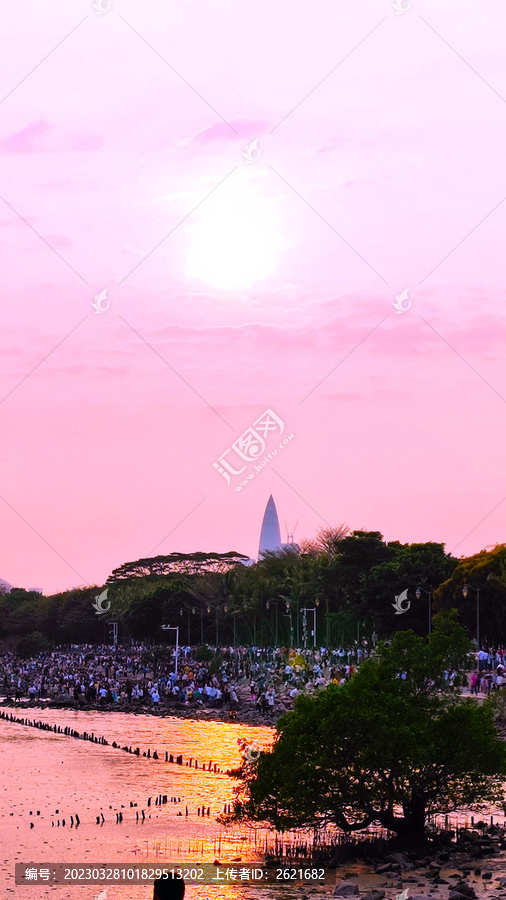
[16,631,50,659]
[209,653,224,675]
[195,645,214,662]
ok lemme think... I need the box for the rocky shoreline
[329,827,506,900]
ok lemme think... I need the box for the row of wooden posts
[0,709,223,772]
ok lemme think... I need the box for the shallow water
[1,707,327,899]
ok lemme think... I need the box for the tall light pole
[462,584,480,651]
[206,605,218,648]
[192,607,203,645]
[301,606,318,649]
[108,620,118,651]
[180,607,191,646]
[415,586,433,635]
[285,602,294,649]
[266,600,279,647]
[161,625,179,676]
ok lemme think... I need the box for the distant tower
[259,495,282,558]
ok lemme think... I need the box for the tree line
[2,525,506,655]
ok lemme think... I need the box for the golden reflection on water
[0,708,280,899]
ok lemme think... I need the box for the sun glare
[185,176,282,291]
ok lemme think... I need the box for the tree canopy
[233,615,505,843]
[5,528,506,649]
[107,551,250,581]
[435,545,506,643]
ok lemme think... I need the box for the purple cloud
[0,120,54,153]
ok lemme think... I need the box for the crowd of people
[1,641,501,716]
[0,643,367,718]
[467,667,506,695]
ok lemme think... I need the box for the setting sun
[185,174,283,290]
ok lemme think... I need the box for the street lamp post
[206,605,219,648]
[301,606,318,649]
[161,625,179,676]
[415,586,433,635]
[180,608,191,646]
[108,620,118,651]
[266,600,279,648]
[285,602,293,648]
[192,607,203,645]
[462,584,481,651]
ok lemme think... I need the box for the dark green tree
[362,542,458,637]
[232,619,505,844]
[107,551,249,581]
[435,545,506,644]
[16,631,50,658]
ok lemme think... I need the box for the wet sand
[1,707,330,899]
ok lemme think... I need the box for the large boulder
[386,853,410,867]
[333,883,360,897]
[454,882,477,898]
[448,884,477,900]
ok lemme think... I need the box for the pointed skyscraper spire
[259,495,282,558]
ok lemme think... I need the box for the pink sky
[1,0,506,593]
